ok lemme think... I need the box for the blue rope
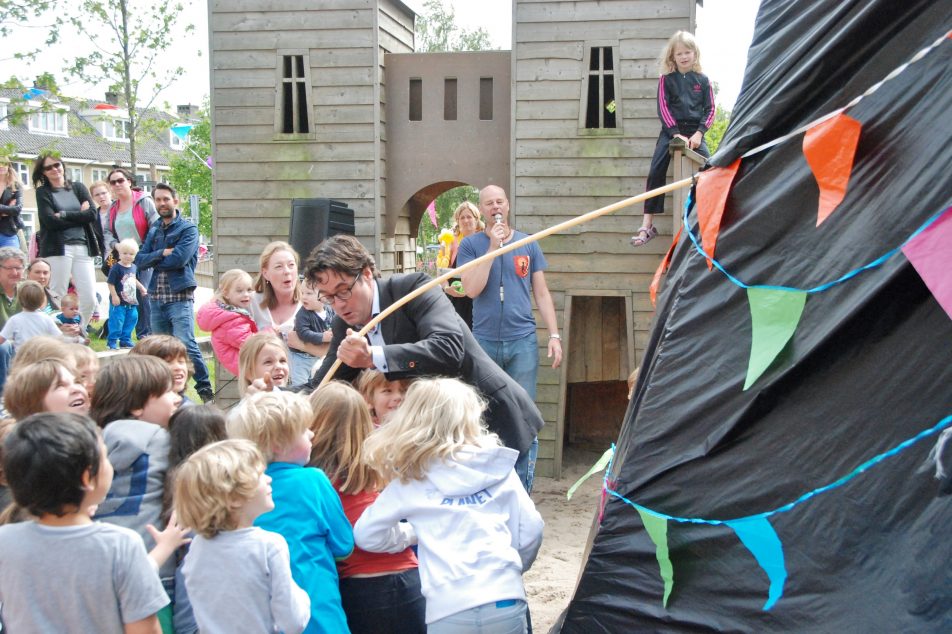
[680,199,949,293]
[604,414,952,525]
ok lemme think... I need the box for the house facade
[0,88,196,240]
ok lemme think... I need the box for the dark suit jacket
[309,272,544,453]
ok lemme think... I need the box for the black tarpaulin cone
[557,0,952,631]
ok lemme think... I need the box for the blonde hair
[355,369,410,421]
[362,377,498,483]
[89,180,109,197]
[308,381,383,494]
[659,30,702,75]
[9,336,76,375]
[58,293,79,310]
[237,332,287,395]
[216,268,254,305]
[174,439,265,538]
[0,159,20,191]
[116,238,139,255]
[16,280,46,312]
[254,241,301,310]
[227,389,311,463]
[3,360,75,420]
[451,201,484,237]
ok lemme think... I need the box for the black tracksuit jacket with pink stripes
[657,71,715,136]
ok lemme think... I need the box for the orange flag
[803,114,862,226]
[696,158,741,270]
[650,226,683,306]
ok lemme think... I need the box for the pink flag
[902,207,952,321]
[426,200,438,228]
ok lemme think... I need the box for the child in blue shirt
[228,390,354,634]
[107,238,148,349]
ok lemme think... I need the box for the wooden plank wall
[512,0,696,477]
[208,0,413,405]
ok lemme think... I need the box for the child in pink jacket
[197,269,258,376]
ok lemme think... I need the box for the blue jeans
[339,568,425,634]
[108,303,138,347]
[477,333,539,492]
[428,600,527,634]
[0,341,14,395]
[150,299,211,393]
[289,349,318,386]
[136,268,153,339]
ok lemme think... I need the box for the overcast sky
[5,0,758,112]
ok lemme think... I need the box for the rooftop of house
[0,87,198,167]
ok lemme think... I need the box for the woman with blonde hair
[0,158,23,250]
[251,241,312,384]
[442,200,483,328]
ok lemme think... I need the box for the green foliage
[417,186,480,264]
[166,103,212,239]
[706,106,731,155]
[415,0,493,52]
[7,0,195,176]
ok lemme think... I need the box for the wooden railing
[669,138,708,235]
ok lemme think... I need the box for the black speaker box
[289,198,356,261]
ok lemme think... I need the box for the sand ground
[525,447,607,632]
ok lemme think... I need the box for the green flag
[744,288,807,390]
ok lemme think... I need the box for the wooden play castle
[207,0,704,477]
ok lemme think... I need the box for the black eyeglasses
[43,162,63,172]
[317,273,361,306]
[109,177,127,185]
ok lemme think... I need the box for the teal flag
[727,517,787,610]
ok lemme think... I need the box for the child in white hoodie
[354,377,544,633]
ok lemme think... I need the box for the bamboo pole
[318,176,695,387]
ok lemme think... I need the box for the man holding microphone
[457,185,563,493]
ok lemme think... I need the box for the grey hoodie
[95,419,172,578]
[354,444,544,624]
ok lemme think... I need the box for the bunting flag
[426,200,438,228]
[695,158,741,270]
[205,156,214,169]
[726,517,787,611]
[744,288,807,390]
[902,206,952,321]
[803,114,862,226]
[650,226,683,307]
[170,124,195,141]
[637,509,674,607]
[566,446,614,500]
[94,103,119,110]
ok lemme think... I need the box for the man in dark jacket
[135,183,212,402]
[304,235,544,491]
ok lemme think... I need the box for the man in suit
[304,235,543,491]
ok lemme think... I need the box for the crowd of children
[0,323,545,633]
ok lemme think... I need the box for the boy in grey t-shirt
[0,413,168,633]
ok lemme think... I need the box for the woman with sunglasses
[103,167,158,338]
[32,152,103,327]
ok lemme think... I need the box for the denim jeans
[150,298,211,393]
[108,303,138,347]
[0,341,14,395]
[339,568,426,634]
[477,333,539,492]
[428,600,527,634]
[288,349,318,386]
[135,268,153,338]
[48,244,98,327]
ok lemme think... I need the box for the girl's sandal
[630,226,658,247]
